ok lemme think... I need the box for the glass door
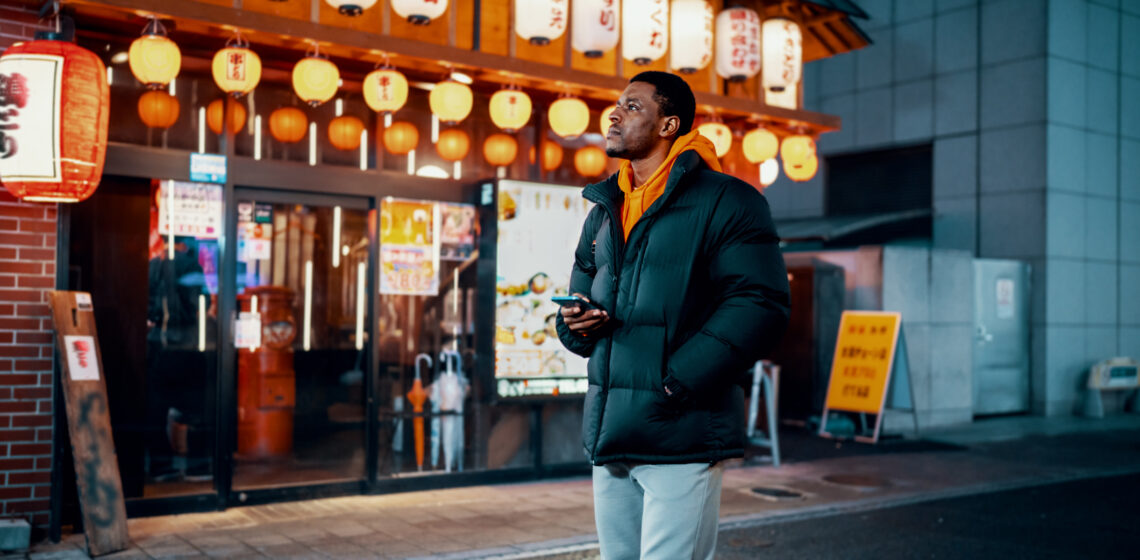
[229,188,372,491]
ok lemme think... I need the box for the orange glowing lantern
[206,98,247,135]
[383,121,419,155]
[293,46,339,107]
[0,40,109,203]
[328,115,365,151]
[363,66,408,114]
[436,128,470,161]
[268,107,308,143]
[528,141,564,171]
[137,90,180,129]
[600,105,616,136]
[697,122,732,158]
[128,18,180,89]
[548,96,589,138]
[784,154,818,182]
[574,146,607,177]
[483,134,518,167]
[742,128,779,164]
[781,135,816,165]
[212,32,261,97]
[488,88,532,132]
[429,80,473,124]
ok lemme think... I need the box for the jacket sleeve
[664,182,791,399]
[556,206,604,358]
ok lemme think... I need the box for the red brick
[0,261,41,274]
[35,425,48,439]
[0,248,15,259]
[0,374,38,385]
[0,486,31,500]
[33,486,51,498]
[10,414,49,428]
[0,318,38,330]
[0,428,35,441]
[0,401,36,413]
[40,346,51,358]
[0,346,38,359]
[16,276,51,289]
[41,234,55,248]
[8,471,49,485]
[0,219,17,232]
[0,458,34,470]
[18,220,54,234]
[14,303,48,317]
[0,388,9,400]
[0,360,12,372]
[34,457,49,469]
[0,233,42,247]
[9,443,49,456]
[43,263,54,276]
[6,498,49,514]
[14,332,48,345]
[13,387,49,400]
[0,442,8,453]
[38,373,50,385]
[0,289,42,303]
[0,418,8,429]
[17,248,51,261]
[0,205,43,220]
[0,302,12,313]
[12,359,50,372]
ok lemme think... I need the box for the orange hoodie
[617,130,723,240]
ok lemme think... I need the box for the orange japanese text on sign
[823,311,902,414]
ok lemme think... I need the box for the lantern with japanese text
[391,0,448,25]
[488,88,532,132]
[363,66,408,114]
[784,154,817,182]
[759,158,779,186]
[529,141,564,171]
[516,0,568,45]
[548,96,589,139]
[328,115,364,151]
[383,121,419,154]
[600,105,616,136]
[742,127,778,164]
[0,40,109,202]
[429,79,473,124]
[483,133,518,167]
[436,128,470,161]
[269,107,308,143]
[670,0,713,74]
[293,46,339,107]
[780,134,815,165]
[325,0,378,16]
[128,18,180,89]
[623,0,668,65]
[574,146,607,177]
[696,121,731,158]
[762,18,803,93]
[573,0,620,57]
[207,98,247,135]
[138,90,180,129]
[715,7,760,81]
[212,33,261,97]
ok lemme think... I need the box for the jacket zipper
[588,196,624,464]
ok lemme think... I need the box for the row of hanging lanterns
[695,120,818,184]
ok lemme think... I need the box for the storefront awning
[776,208,932,243]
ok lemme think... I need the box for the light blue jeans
[592,462,724,560]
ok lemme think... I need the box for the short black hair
[629,71,696,136]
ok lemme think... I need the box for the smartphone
[551,295,597,310]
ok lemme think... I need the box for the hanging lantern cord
[142,16,167,37]
[226,29,250,49]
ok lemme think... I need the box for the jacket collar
[582,151,705,217]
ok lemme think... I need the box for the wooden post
[48,291,129,557]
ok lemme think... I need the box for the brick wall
[0,3,57,532]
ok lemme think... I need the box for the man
[556,71,790,560]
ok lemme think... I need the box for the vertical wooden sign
[48,291,128,556]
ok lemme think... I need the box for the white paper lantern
[391,0,448,25]
[759,158,778,186]
[762,17,803,92]
[572,0,620,57]
[325,0,378,16]
[715,6,761,81]
[516,0,569,45]
[669,0,713,74]
[623,0,668,65]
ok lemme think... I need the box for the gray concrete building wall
[775,0,1140,417]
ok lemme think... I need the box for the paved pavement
[17,415,1140,560]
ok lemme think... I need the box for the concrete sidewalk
[23,415,1140,560]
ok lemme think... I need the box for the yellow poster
[379,198,439,296]
[823,311,902,414]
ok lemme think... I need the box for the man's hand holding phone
[556,294,610,337]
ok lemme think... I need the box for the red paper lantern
[483,133,518,167]
[436,128,470,162]
[328,115,364,151]
[528,140,563,171]
[268,107,308,143]
[137,90,180,129]
[206,98,247,135]
[382,121,419,155]
[574,145,607,177]
[0,40,109,203]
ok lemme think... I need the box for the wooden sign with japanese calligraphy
[820,311,909,443]
[48,291,129,556]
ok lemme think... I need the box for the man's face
[605,81,669,160]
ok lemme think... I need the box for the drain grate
[750,486,804,500]
[822,474,891,488]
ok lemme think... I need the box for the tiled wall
[776,0,1140,417]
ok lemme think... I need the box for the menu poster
[157,180,224,240]
[380,198,440,296]
[494,181,593,396]
[439,203,477,261]
[236,202,274,263]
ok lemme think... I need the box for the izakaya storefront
[0,0,865,532]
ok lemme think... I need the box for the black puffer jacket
[557,151,790,465]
